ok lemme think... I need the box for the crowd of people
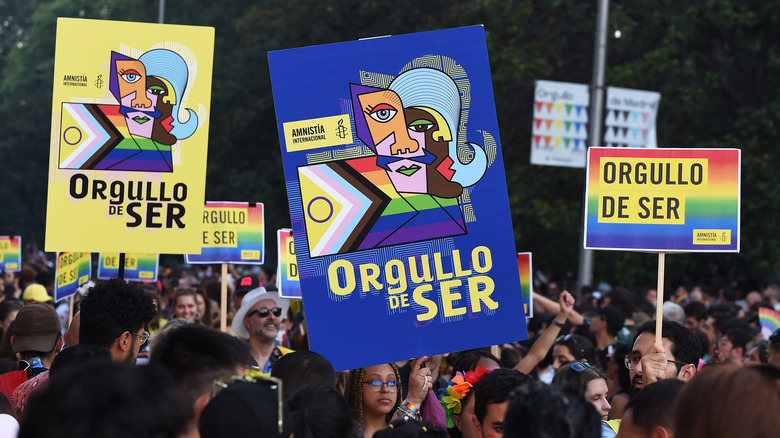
[0,248,779,438]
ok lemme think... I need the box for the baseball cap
[13,303,61,353]
[22,284,53,303]
[597,305,625,336]
[234,275,260,297]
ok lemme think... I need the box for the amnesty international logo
[693,229,731,245]
[95,74,104,89]
[336,119,349,139]
[62,74,88,87]
[283,114,353,152]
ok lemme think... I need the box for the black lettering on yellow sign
[602,161,704,186]
[597,158,707,224]
[68,174,188,228]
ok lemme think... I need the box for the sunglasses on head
[556,334,586,359]
[247,307,283,318]
[565,361,595,382]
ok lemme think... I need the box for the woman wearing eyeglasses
[345,357,433,437]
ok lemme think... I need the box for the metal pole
[577,0,609,295]
[158,0,165,24]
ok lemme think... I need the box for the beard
[251,319,280,341]
[124,337,139,364]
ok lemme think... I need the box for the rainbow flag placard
[584,148,740,252]
[277,229,301,299]
[759,307,780,340]
[185,202,264,264]
[0,236,22,272]
[517,252,533,318]
[55,252,91,301]
[97,253,158,281]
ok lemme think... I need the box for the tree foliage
[1,0,779,291]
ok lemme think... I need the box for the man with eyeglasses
[625,320,700,392]
[232,287,293,373]
[79,278,156,364]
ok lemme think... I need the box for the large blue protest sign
[269,26,526,371]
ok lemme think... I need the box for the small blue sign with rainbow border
[277,229,301,299]
[98,253,159,281]
[55,252,92,301]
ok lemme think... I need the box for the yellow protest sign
[45,18,214,254]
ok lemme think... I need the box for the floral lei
[439,366,491,428]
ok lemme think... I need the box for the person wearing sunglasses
[625,320,700,392]
[232,287,293,373]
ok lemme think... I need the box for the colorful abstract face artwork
[270,27,528,371]
[58,49,198,172]
[298,67,489,257]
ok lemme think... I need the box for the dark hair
[473,368,533,424]
[674,365,780,438]
[19,362,192,438]
[286,384,353,438]
[49,344,111,378]
[724,328,752,352]
[624,379,684,434]
[605,288,635,322]
[555,334,598,364]
[0,300,23,324]
[690,328,710,360]
[504,382,600,438]
[199,380,291,438]
[451,348,500,374]
[344,363,401,426]
[500,347,523,369]
[611,343,632,394]
[374,419,447,438]
[551,362,607,394]
[634,320,701,371]
[149,324,252,403]
[271,350,336,400]
[79,279,156,349]
[683,301,707,322]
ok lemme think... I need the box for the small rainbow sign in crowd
[584,147,741,252]
[185,202,265,265]
[517,253,533,317]
[277,229,301,299]
[98,253,159,281]
[0,236,21,272]
[54,251,92,301]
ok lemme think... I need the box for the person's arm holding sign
[515,291,575,374]
[393,356,433,421]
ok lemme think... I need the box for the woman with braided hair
[345,357,433,437]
